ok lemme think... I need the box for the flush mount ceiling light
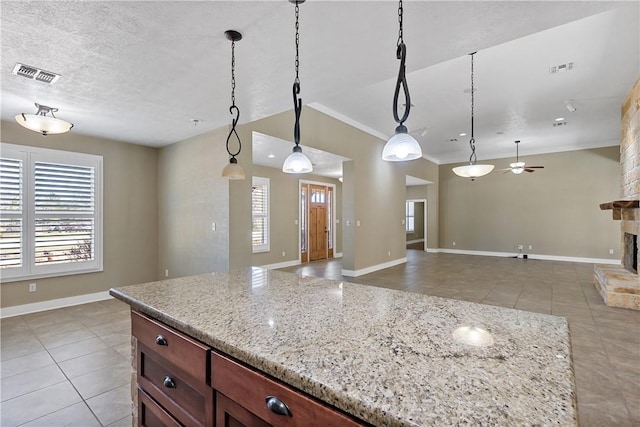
[282,0,313,174]
[381,0,423,162]
[452,52,494,181]
[15,103,73,136]
[221,30,246,180]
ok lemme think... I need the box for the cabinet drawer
[211,351,364,427]
[138,388,181,427]
[132,310,209,383]
[138,343,210,427]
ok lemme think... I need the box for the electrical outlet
[452,242,456,246]
[388,250,391,257]
[28,283,36,292]
[609,249,614,255]
[165,269,169,277]
[211,222,216,231]
[528,245,532,250]
[517,244,524,250]
[356,220,361,227]
[282,251,286,257]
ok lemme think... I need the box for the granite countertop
[110,267,577,426]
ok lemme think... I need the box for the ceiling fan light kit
[452,52,494,181]
[15,103,74,136]
[283,0,313,174]
[381,0,423,162]
[500,140,545,174]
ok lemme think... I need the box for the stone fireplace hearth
[594,78,640,311]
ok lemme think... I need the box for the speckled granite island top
[110,267,576,426]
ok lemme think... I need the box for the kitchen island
[110,267,577,426]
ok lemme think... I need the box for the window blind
[0,157,23,268]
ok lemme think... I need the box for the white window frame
[0,143,103,282]
[251,176,270,253]
[406,201,415,233]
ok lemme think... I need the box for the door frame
[406,198,427,252]
[298,180,337,263]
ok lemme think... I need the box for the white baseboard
[334,252,343,258]
[426,248,440,253]
[342,257,407,277]
[260,260,301,270]
[437,248,619,264]
[1,291,112,319]
[406,238,425,245]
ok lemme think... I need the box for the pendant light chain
[397,0,403,46]
[292,1,302,146]
[295,2,300,84]
[226,34,241,159]
[230,40,236,108]
[468,52,477,165]
[392,0,410,126]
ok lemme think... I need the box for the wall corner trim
[1,291,112,319]
[342,257,407,277]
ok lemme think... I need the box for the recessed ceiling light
[190,118,202,126]
[496,131,504,135]
[555,117,565,122]
[459,132,466,136]
[267,154,275,158]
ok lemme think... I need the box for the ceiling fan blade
[527,166,544,168]
[524,168,536,173]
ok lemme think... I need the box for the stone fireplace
[594,78,640,311]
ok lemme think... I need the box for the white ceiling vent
[12,63,61,84]
[549,62,574,74]
[553,121,568,127]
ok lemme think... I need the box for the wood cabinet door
[216,392,271,427]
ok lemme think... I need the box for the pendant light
[282,0,313,174]
[15,103,74,136]
[221,30,246,180]
[381,0,422,162]
[452,52,494,180]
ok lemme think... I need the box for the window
[0,144,103,281]
[406,201,415,233]
[252,177,269,253]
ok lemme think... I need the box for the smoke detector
[12,63,61,84]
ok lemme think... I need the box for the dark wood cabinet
[131,310,364,427]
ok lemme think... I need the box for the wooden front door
[309,185,327,261]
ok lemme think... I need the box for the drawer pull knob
[155,335,168,346]
[163,376,176,389]
[265,396,291,417]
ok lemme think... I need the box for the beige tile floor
[1,251,638,426]
[1,298,132,427]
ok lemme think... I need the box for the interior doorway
[300,181,335,263]
[406,199,427,251]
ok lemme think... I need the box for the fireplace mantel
[599,200,639,220]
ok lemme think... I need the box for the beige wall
[439,146,621,259]
[157,127,232,278]
[250,165,342,266]
[237,107,439,272]
[0,120,158,308]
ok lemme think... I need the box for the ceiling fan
[500,140,544,174]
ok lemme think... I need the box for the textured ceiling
[1,1,638,168]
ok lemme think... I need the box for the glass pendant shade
[510,162,525,174]
[452,164,495,179]
[222,158,246,180]
[382,126,423,161]
[282,146,312,174]
[15,109,73,136]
